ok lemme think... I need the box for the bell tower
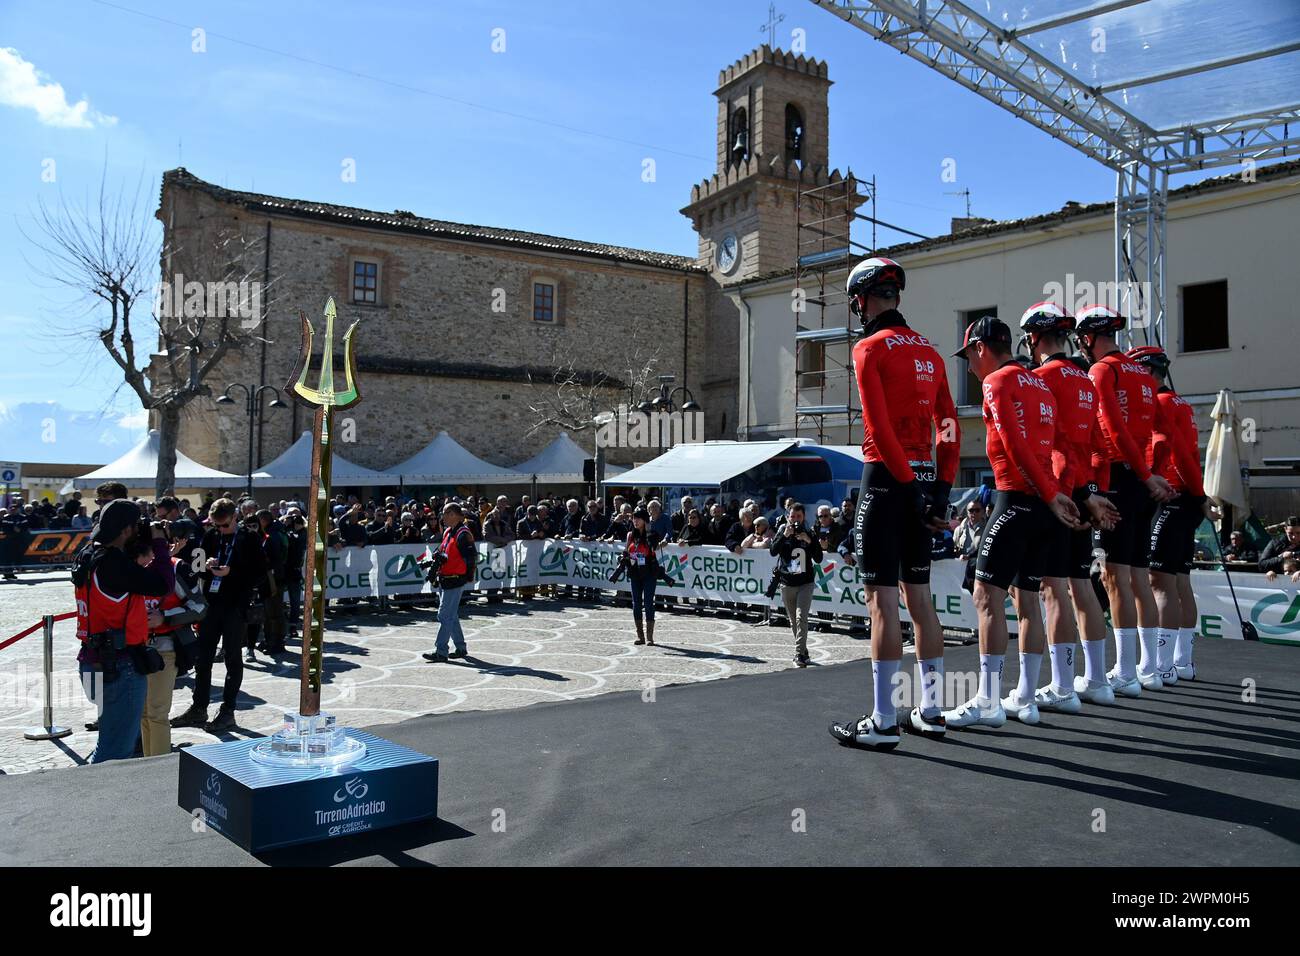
[682,45,854,284]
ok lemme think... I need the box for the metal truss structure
[810,0,1300,346]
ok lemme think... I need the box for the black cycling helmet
[847,257,906,316]
[1019,301,1075,334]
[1074,303,1125,335]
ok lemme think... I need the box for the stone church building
[159,44,856,482]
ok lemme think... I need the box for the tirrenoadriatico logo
[334,775,369,803]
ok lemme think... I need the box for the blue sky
[0,0,1262,463]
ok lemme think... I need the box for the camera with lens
[418,550,446,584]
[763,563,782,599]
[608,555,630,583]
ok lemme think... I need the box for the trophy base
[249,711,367,770]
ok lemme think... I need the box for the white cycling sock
[1156,627,1176,671]
[916,657,944,717]
[1137,626,1160,676]
[1115,627,1138,680]
[978,654,1004,707]
[1083,637,1107,684]
[1175,626,1195,668]
[1049,643,1076,692]
[1015,652,1042,702]
[871,659,901,728]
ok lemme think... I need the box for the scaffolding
[793,173,929,443]
[810,0,1300,349]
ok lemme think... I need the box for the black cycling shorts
[974,490,1054,593]
[854,461,935,588]
[1095,463,1157,568]
[1042,487,1098,580]
[1148,493,1203,575]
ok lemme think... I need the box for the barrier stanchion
[24,614,72,741]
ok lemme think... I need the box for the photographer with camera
[422,502,478,663]
[171,497,267,734]
[769,502,822,668]
[72,499,172,762]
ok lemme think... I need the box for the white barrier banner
[321,542,1300,645]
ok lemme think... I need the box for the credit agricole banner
[322,540,1300,645]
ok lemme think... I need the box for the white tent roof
[511,431,626,482]
[72,430,242,489]
[390,431,525,484]
[603,440,798,488]
[252,431,398,487]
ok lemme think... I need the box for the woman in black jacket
[676,508,707,546]
[624,508,665,646]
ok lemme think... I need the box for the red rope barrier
[0,612,76,651]
[0,620,45,651]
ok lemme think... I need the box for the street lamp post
[592,374,703,502]
[216,382,287,497]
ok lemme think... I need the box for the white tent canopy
[72,430,243,489]
[391,430,525,485]
[252,431,399,487]
[603,440,798,488]
[511,431,626,483]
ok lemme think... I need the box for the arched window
[729,107,749,166]
[785,104,804,165]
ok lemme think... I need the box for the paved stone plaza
[0,572,875,775]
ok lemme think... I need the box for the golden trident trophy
[251,297,366,768]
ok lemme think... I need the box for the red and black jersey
[851,313,960,484]
[981,361,1059,502]
[1034,354,1100,492]
[1089,350,1156,480]
[1152,388,1204,496]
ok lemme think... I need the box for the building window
[533,282,556,322]
[956,307,996,405]
[1180,280,1228,353]
[796,329,825,389]
[352,259,379,305]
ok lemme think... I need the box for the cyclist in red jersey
[1018,304,1121,716]
[828,257,961,751]
[941,316,1083,729]
[1074,305,1175,699]
[1129,346,1220,683]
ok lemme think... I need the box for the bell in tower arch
[729,108,749,165]
[785,104,804,166]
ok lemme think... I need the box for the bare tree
[23,167,273,495]
[525,344,662,437]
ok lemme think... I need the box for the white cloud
[117,410,150,430]
[0,47,117,128]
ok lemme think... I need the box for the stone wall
[158,181,731,477]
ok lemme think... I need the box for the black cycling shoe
[828,714,901,750]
